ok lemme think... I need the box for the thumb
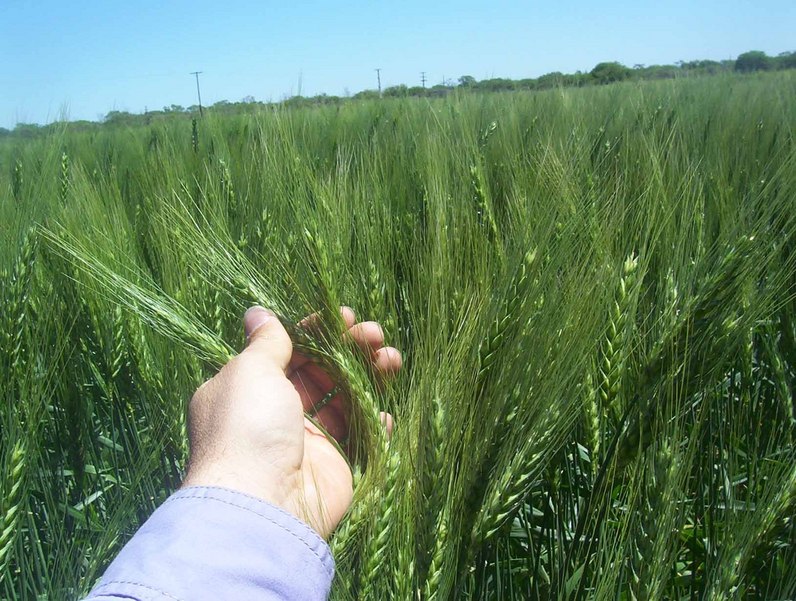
[242,306,293,372]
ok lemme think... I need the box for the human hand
[181,306,401,539]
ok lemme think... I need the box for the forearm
[84,487,334,601]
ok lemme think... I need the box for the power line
[190,71,204,117]
[375,68,382,96]
[421,71,427,88]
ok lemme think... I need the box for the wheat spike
[191,118,199,153]
[598,254,638,427]
[358,448,399,598]
[423,511,450,600]
[11,159,23,202]
[59,150,70,204]
[4,230,37,380]
[0,440,26,582]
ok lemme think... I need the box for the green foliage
[590,61,632,84]
[383,84,410,98]
[1,71,796,600]
[735,50,774,72]
[776,51,796,70]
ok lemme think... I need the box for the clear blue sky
[2,0,794,129]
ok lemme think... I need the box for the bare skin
[182,306,401,539]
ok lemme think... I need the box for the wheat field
[1,72,795,599]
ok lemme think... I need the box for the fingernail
[244,306,275,338]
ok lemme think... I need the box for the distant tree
[735,51,772,72]
[697,59,723,74]
[565,72,590,87]
[696,59,721,69]
[69,120,98,132]
[515,78,536,90]
[476,78,515,92]
[534,72,564,89]
[353,90,380,101]
[163,104,185,113]
[13,123,41,138]
[307,94,341,105]
[383,84,409,98]
[641,64,679,80]
[458,75,476,87]
[776,51,796,69]
[282,95,308,108]
[0,127,10,138]
[590,62,632,84]
[428,84,452,97]
[104,111,136,126]
[241,95,256,103]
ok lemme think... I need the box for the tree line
[2,50,794,137]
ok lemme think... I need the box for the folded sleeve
[84,486,335,601]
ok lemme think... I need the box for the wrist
[181,463,304,523]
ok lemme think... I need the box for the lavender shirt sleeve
[84,487,334,601]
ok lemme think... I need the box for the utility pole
[190,71,204,116]
[421,71,427,88]
[375,68,382,96]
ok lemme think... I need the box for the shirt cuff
[86,486,334,601]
